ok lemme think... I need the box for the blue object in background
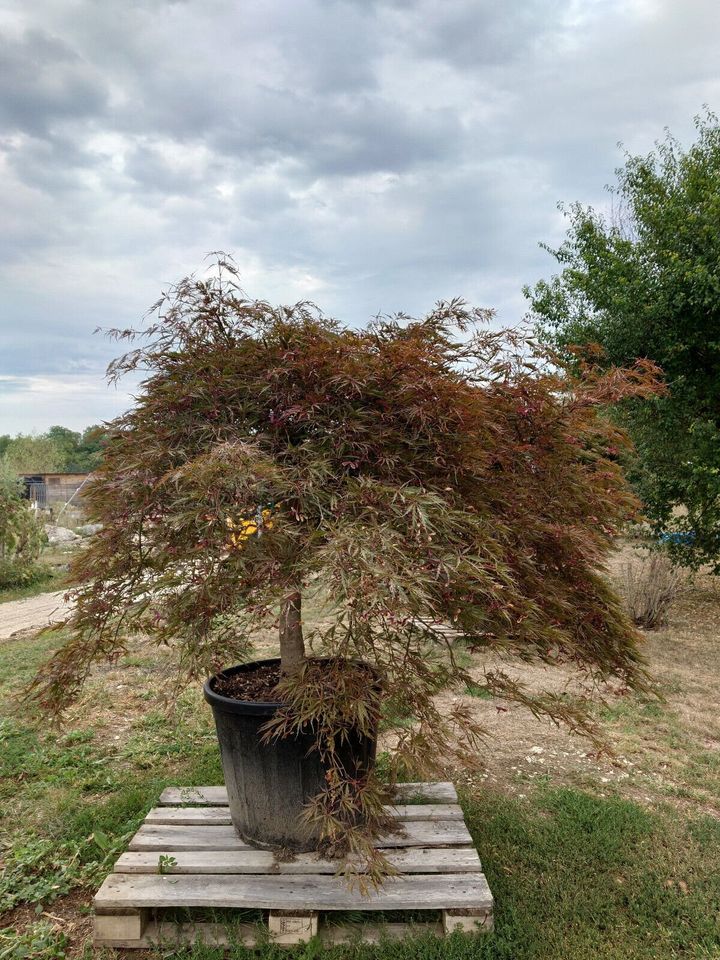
[659,531,696,546]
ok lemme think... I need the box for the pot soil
[203,657,378,851]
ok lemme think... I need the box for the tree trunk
[279,590,305,675]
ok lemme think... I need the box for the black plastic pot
[203,657,378,851]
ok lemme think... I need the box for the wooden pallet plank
[95,919,445,949]
[158,781,458,806]
[159,786,228,805]
[145,803,463,826]
[146,807,232,825]
[129,819,472,852]
[115,845,482,875]
[320,921,445,944]
[95,920,257,949]
[95,872,493,912]
[391,803,462,821]
[129,825,252,851]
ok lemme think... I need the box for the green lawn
[0,626,719,959]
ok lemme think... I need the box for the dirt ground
[437,545,720,816]
[0,591,71,640]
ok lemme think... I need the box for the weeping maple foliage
[32,256,661,874]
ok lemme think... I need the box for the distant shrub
[0,481,47,589]
[0,559,52,591]
[624,521,654,542]
[619,552,684,629]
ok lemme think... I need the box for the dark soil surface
[213,663,282,702]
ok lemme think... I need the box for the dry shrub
[620,552,684,629]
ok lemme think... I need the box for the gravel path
[0,591,71,640]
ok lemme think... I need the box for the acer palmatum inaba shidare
[31,255,662,879]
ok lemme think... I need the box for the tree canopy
[0,425,109,475]
[527,112,720,570]
[2,434,65,474]
[0,472,46,589]
[33,256,660,863]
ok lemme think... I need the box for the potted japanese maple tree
[33,256,660,871]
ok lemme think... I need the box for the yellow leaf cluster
[225,508,273,550]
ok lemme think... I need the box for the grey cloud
[121,142,210,195]
[273,0,381,94]
[0,28,108,136]
[2,131,100,193]
[210,94,462,177]
[387,0,570,68]
[0,0,718,432]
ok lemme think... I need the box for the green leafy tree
[0,426,106,476]
[33,257,660,868]
[0,472,46,589]
[528,112,720,570]
[47,426,82,470]
[70,424,109,472]
[2,435,65,474]
[45,424,108,473]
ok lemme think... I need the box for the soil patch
[2,888,93,960]
[213,662,282,702]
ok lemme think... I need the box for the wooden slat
[129,819,472,852]
[95,919,444,949]
[95,872,493,912]
[129,825,252,851]
[378,819,473,849]
[146,807,232,825]
[114,845,482,875]
[96,920,256,949]
[412,619,463,638]
[158,781,458,806]
[321,921,445,944]
[144,803,463,826]
[159,786,228,805]
[391,803,462,820]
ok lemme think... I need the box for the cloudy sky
[1,0,718,433]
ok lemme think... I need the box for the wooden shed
[20,472,91,507]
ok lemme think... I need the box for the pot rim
[203,657,284,715]
[203,655,379,717]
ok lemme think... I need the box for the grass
[0,626,719,959]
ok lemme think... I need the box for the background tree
[46,424,109,472]
[33,257,660,861]
[0,426,109,476]
[46,426,82,470]
[0,466,46,589]
[527,112,720,571]
[72,424,110,472]
[2,434,65,474]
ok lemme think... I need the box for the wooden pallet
[94,782,493,948]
